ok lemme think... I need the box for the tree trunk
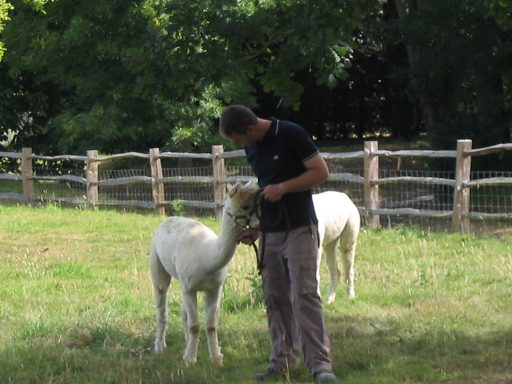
[393,0,437,135]
[475,71,507,144]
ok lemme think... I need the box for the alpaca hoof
[327,293,336,304]
[348,288,356,300]
[211,353,224,366]
[182,355,197,366]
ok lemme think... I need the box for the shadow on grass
[1,313,511,383]
[326,312,512,383]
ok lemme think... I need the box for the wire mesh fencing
[1,141,511,234]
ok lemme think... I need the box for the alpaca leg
[316,247,324,298]
[204,286,224,366]
[150,250,171,352]
[181,291,200,365]
[154,283,171,352]
[181,304,189,344]
[340,225,358,300]
[341,241,356,299]
[316,225,326,298]
[324,241,341,304]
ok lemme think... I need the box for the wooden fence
[1,140,512,233]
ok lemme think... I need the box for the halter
[225,209,254,228]
[224,188,263,228]
[226,189,293,274]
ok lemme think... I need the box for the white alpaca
[313,191,360,304]
[149,180,259,365]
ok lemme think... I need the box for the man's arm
[261,153,329,202]
[236,227,260,244]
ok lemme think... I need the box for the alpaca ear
[228,182,242,197]
[245,179,258,189]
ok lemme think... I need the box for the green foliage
[390,0,512,150]
[484,0,512,30]
[0,0,381,154]
[0,0,13,60]
[0,0,54,59]
[1,0,511,155]
[170,199,185,216]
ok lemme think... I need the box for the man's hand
[261,184,286,202]
[262,154,329,202]
[236,228,260,245]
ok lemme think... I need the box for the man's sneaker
[253,367,287,382]
[315,370,337,384]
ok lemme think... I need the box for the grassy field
[0,204,511,384]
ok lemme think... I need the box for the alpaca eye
[241,205,251,211]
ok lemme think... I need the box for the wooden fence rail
[1,140,511,233]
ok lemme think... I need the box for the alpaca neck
[204,207,240,272]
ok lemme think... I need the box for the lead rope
[253,193,292,275]
[247,189,264,274]
[251,118,294,273]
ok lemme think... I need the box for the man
[219,105,337,384]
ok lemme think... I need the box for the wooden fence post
[21,147,33,201]
[150,148,166,216]
[212,145,226,219]
[86,150,99,207]
[452,139,472,233]
[364,141,380,228]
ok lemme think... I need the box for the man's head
[219,105,258,138]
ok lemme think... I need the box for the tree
[0,0,54,60]
[0,0,14,60]
[1,0,54,146]
[3,0,509,157]
[2,0,186,153]
[1,0,382,153]
[390,0,512,150]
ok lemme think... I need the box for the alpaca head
[224,180,260,227]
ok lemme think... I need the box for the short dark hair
[219,105,258,137]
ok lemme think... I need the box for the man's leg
[260,231,301,372]
[286,225,333,375]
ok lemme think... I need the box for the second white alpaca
[313,191,360,304]
[149,180,259,365]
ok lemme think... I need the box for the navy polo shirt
[245,118,319,232]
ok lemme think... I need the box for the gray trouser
[259,224,332,375]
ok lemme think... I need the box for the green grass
[1,204,511,383]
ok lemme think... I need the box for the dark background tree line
[0,0,511,167]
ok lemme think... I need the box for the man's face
[228,125,256,147]
[228,132,251,146]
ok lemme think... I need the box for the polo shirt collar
[259,118,278,143]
